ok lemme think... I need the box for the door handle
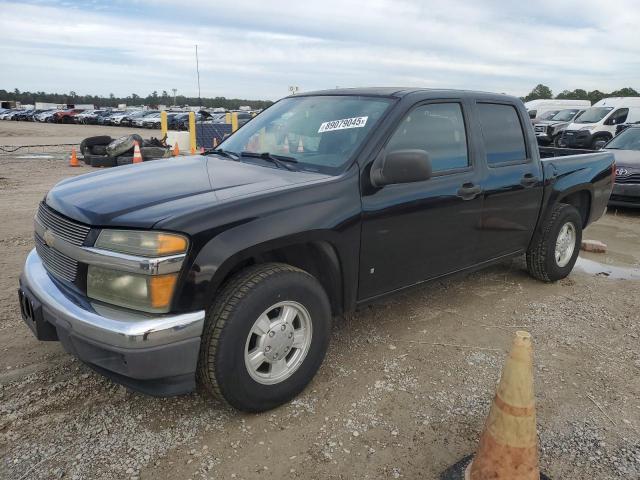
[520,174,538,187]
[457,182,482,200]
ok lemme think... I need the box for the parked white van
[525,99,591,122]
[558,97,640,149]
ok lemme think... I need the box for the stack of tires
[80,135,171,168]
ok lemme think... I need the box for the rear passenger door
[359,99,483,300]
[473,102,544,261]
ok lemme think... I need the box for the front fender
[171,172,362,313]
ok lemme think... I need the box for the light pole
[172,88,177,106]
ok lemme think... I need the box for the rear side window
[477,103,527,166]
[386,103,469,173]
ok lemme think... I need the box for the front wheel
[197,263,332,412]
[526,203,582,282]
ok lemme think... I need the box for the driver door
[358,99,483,300]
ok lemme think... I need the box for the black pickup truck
[19,88,614,412]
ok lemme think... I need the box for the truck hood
[45,155,330,228]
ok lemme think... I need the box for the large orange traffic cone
[132,140,143,163]
[69,147,80,167]
[190,145,196,155]
[173,143,180,156]
[465,331,540,480]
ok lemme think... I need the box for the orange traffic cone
[283,136,290,153]
[297,138,304,153]
[69,147,80,167]
[465,331,540,480]
[173,143,180,156]
[132,141,143,163]
[190,145,196,155]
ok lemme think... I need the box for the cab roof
[294,87,522,103]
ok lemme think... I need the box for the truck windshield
[605,127,640,151]
[216,95,393,174]
[574,107,613,123]
[551,109,579,121]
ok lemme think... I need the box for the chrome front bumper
[21,249,204,349]
[19,249,206,395]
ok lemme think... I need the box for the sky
[1,0,639,101]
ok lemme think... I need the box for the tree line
[0,88,274,110]
[523,84,639,104]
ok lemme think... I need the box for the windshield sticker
[318,116,368,133]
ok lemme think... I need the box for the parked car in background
[559,98,640,149]
[525,99,590,122]
[18,88,614,412]
[0,109,20,120]
[119,110,156,127]
[605,126,640,208]
[534,108,586,145]
[35,109,62,122]
[53,109,84,124]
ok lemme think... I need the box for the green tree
[524,84,553,102]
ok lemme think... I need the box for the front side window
[477,103,527,166]
[607,108,629,125]
[218,95,393,174]
[386,103,469,173]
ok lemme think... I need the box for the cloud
[0,0,638,100]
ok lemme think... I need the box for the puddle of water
[575,256,640,280]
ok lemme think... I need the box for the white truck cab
[525,99,590,122]
[560,98,640,149]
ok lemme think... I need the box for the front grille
[534,125,546,133]
[36,203,90,246]
[34,234,78,282]
[615,173,640,184]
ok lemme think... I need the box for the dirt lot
[1,122,639,480]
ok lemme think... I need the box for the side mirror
[593,140,607,150]
[371,149,432,187]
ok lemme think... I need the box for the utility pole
[172,88,177,106]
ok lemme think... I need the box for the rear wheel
[197,263,331,412]
[526,203,582,282]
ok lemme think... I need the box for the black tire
[140,146,169,160]
[526,203,582,282]
[116,156,134,166]
[89,155,117,168]
[81,136,112,157]
[591,135,610,150]
[198,263,331,412]
[91,145,108,155]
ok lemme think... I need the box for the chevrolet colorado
[19,88,614,412]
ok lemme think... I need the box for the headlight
[87,266,178,313]
[95,230,188,257]
[88,230,188,313]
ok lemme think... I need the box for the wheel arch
[201,237,345,317]
[557,189,592,228]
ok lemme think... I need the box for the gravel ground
[0,122,639,479]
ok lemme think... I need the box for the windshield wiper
[240,151,298,170]
[204,148,240,160]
